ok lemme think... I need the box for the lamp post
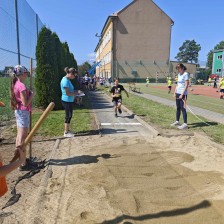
[95,33,101,77]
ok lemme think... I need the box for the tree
[78,61,91,76]
[35,27,78,109]
[175,40,201,63]
[35,27,56,108]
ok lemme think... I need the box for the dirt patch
[1,131,224,223]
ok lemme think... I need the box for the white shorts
[15,110,30,128]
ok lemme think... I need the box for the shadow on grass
[49,153,118,166]
[100,200,211,224]
[189,121,218,128]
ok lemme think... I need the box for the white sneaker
[64,132,74,138]
[178,123,188,130]
[170,121,180,127]
[67,130,74,134]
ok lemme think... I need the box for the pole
[15,0,21,64]
[29,58,33,159]
[23,102,55,147]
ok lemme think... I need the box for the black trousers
[175,93,187,123]
[61,100,73,124]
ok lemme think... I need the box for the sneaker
[170,121,180,127]
[67,130,74,134]
[19,162,30,171]
[64,132,74,138]
[178,123,188,130]
[115,113,118,117]
[118,108,122,114]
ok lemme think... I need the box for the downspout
[168,21,174,76]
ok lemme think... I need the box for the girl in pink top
[9,65,34,169]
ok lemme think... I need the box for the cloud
[87,52,96,61]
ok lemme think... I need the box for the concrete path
[131,92,224,124]
[88,91,158,138]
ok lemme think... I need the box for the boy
[110,78,129,117]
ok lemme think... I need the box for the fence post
[14,0,21,64]
[29,58,33,159]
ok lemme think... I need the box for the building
[170,61,197,78]
[212,49,224,77]
[94,0,174,82]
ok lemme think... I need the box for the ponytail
[64,67,69,73]
[10,75,17,110]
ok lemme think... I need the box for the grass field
[0,77,93,137]
[126,83,224,114]
[101,85,224,144]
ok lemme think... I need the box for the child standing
[167,77,172,94]
[9,65,34,169]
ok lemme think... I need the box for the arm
[0,147,26,177]
[20,90,34,107]
[64,87,76,96]
[179,80,189,99]
[124,89,129,98]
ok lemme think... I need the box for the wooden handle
[23,102,55,147]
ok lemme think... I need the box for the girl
[171,63,189,130]
[9,65,34,169]
[60,67,78,137]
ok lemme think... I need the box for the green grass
[102,85,224,144]
[31,96,93,137]
[126,83,224,114]
[0,76,93,137]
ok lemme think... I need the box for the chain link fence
[0,0,43,73]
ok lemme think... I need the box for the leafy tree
[35,27,56,108]
[78,61,91,76]
[175,40,201,63]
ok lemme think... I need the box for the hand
[179,94,183,99]
[16,146,26,164]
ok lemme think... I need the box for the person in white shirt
[171,63,189,130]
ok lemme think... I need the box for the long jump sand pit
[24,132,224,224]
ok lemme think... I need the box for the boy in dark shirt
[110,78,129,117]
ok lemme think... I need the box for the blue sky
[26,0,224,66]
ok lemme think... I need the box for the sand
[1,123,224,223]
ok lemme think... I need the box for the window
[217,55,223,60]
[216,69,221,72]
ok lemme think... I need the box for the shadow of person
[123,114,135,119]
[49,154,116,166]
[100,200,211,224]
[188,121,218,128]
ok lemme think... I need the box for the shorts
[15,110,30,128]
[220,89,224,93]
[112,98,122,106]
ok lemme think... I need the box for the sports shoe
[115,113,118,117]
[67,130,74,134]
[178,123,188,130]
[118,108,122,114]
[64,132,74,138]
[170,121,180,127]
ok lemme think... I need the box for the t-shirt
[220,80,224,89]
[110,84,125,100]
[60,77,74,102]
[14,80,31,111]
[167,80,172,86]
[0,161,8,197]
[176,72,189,95]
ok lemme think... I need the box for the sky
[26,0,224,66]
